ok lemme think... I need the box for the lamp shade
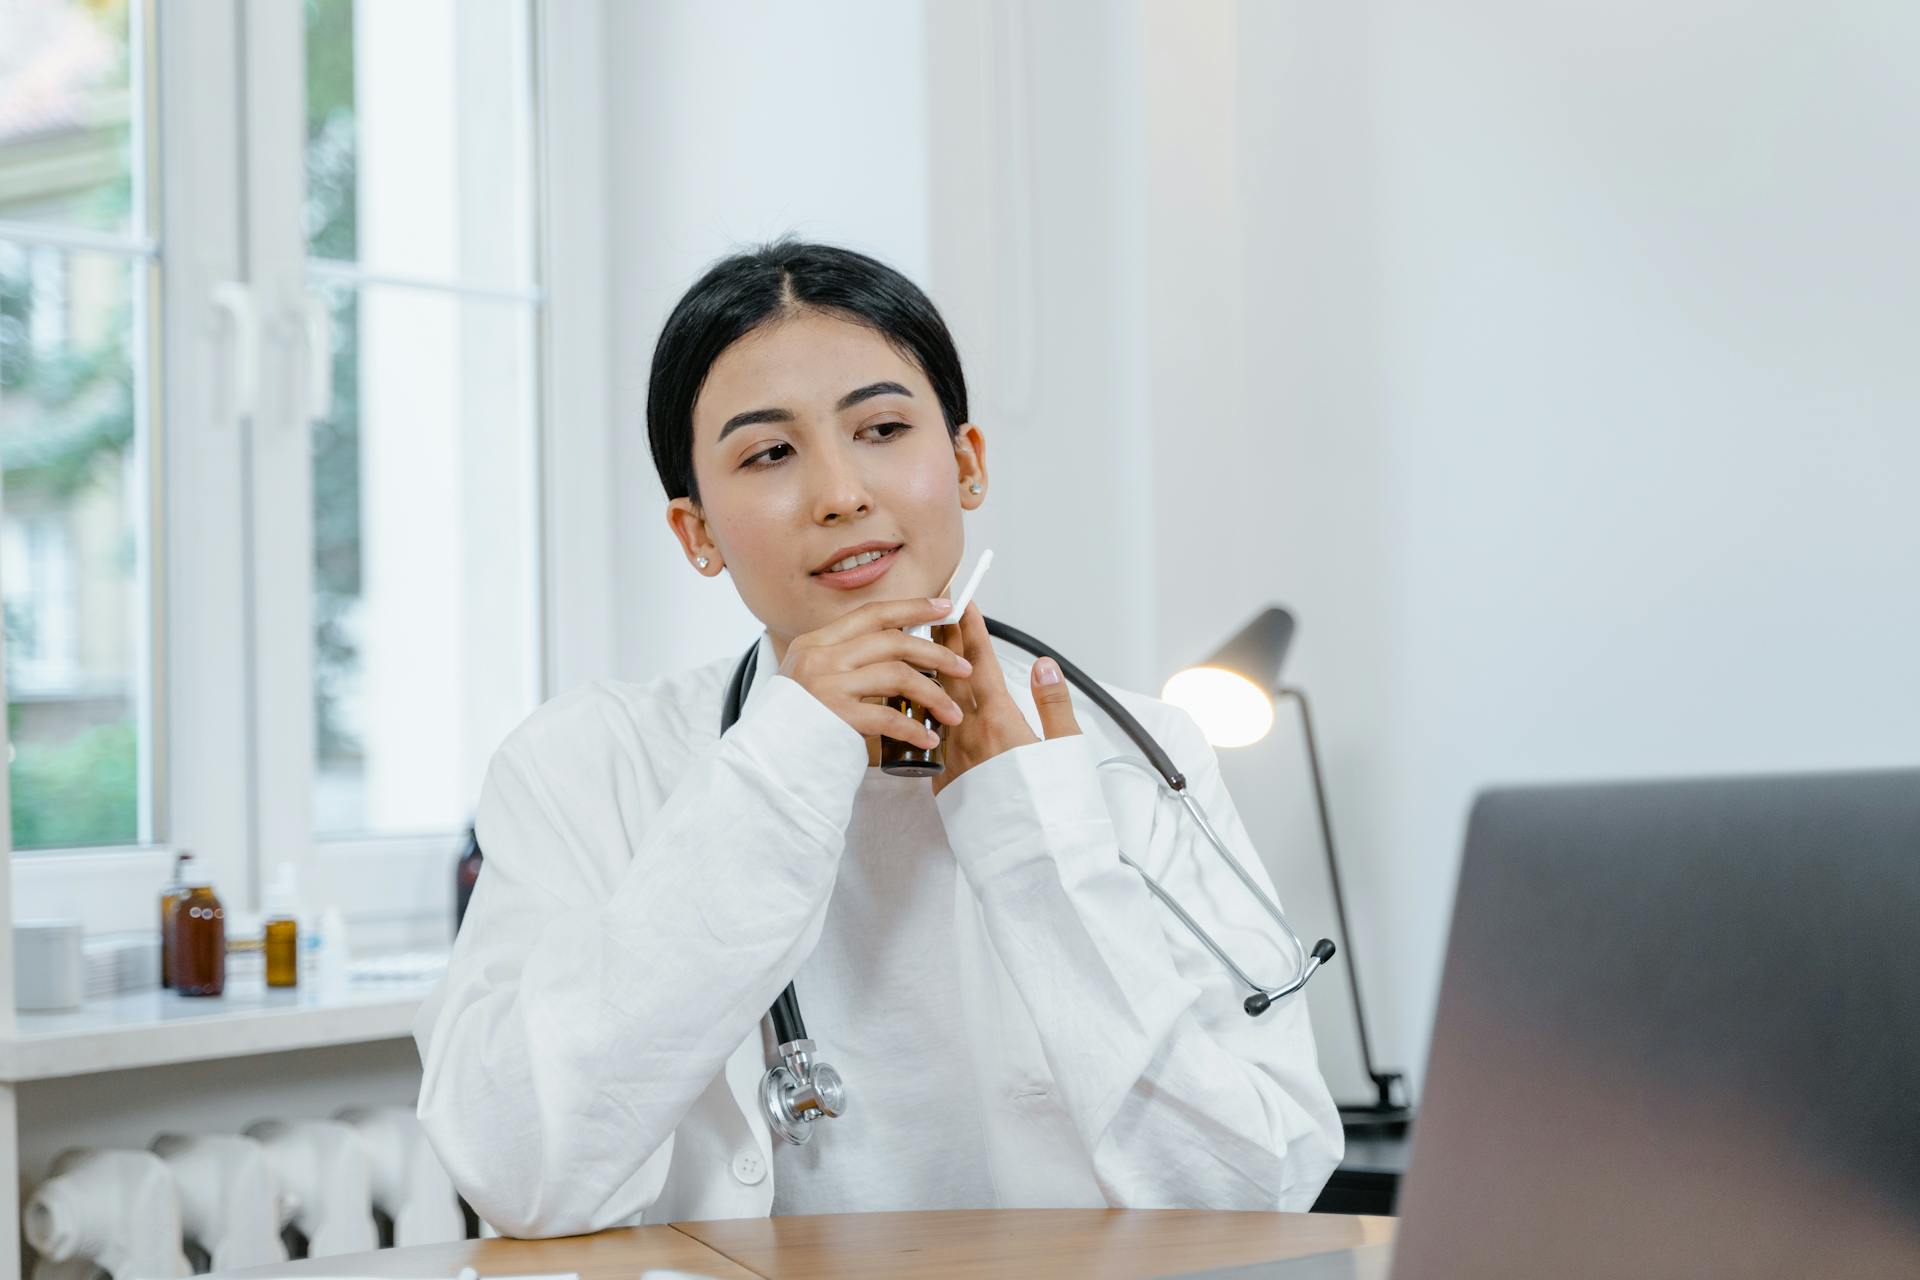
[1160,607,1297,748]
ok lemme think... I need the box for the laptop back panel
[1390,768,1920,1279]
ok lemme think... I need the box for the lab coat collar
[722,629,800,1212]
[715,626,789,1215]
[738,627,778,723]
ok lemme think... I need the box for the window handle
[209,282,259,423]
[302,296,333,424]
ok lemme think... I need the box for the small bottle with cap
[879,549,993,778]
[264,862,300,989]
[881,621,949,777]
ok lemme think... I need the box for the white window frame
[10,0,247,930]
[9,0,617,945]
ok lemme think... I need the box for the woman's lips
[811,545,901,589]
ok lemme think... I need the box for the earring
[969,483,982,494]
[695,556,709,569]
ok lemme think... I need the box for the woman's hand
[778,596,974,750]
[929,601,1081,799]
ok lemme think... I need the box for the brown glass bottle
[159,851,195,989]
[454,825,482,936]
[264,915,298,988]
[879,623,947,777]
[170,881,226,997]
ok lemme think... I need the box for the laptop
[1179,767,1920,1279]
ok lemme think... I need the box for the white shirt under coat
[411,628,1343,1237]
[768,760,995,1215]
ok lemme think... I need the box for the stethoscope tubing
[720,614,1332,1046]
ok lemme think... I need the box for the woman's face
[667,309,989,662]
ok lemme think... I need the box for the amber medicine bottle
[263,863,300,988]
[170,877,226,997]
[879,622,947,778]
[159,850,195,989]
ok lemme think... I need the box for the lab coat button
[731,1150,766,1185]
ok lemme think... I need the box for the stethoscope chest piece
[762,1038,847,1146]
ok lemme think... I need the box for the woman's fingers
[814,621,983,687]
[841,662,964,725]
[832,626,973,682]
[956,602,1008,703]
[933,619,977,712]
[1029,654,1081,739]
[796,595,951,655]
[845,700,942,749]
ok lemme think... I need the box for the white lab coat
[412,629,1342,1237]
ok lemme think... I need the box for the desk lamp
[1162,606,1412,1136]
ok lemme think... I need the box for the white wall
[1224,0,1920,1092]
[605,0,934,682]
[924,0,1161,690]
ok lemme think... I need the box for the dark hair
[646,237,969,507]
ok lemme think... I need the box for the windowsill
[1,966,445,1083]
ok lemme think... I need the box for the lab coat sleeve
[932,712,1344,1212]
[412,674,869,1237]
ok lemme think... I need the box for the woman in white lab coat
[411,239,1342,1237]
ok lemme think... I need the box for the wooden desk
[220,1224,759,1280]
[219,1209,1396,1279]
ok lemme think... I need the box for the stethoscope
[721,615,1338,1147]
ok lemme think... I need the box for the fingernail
[956,657,973,674]
[1036,658,1062,686]
[930,597,951,610]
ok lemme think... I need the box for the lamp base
[1339,1101,1414,1138]
[1338,1071,1413,1137]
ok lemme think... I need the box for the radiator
[335,1108,466,1246]
[22,1107,469,1277]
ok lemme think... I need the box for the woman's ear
[954,423,988,508]
[666,497,722,574]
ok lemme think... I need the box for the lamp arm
[1276,685,1399,1110]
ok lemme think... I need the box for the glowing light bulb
[1160,666,1275,748]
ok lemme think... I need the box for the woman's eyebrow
[835,379,913,410]
[716,381,914,442]
[717,407,791,442]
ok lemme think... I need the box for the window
[1,0,574,942]
[0,0,156,853]
[299,0,541,840]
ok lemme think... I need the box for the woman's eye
[744,423,910,469]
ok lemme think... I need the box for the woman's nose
[810,451,873,523]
